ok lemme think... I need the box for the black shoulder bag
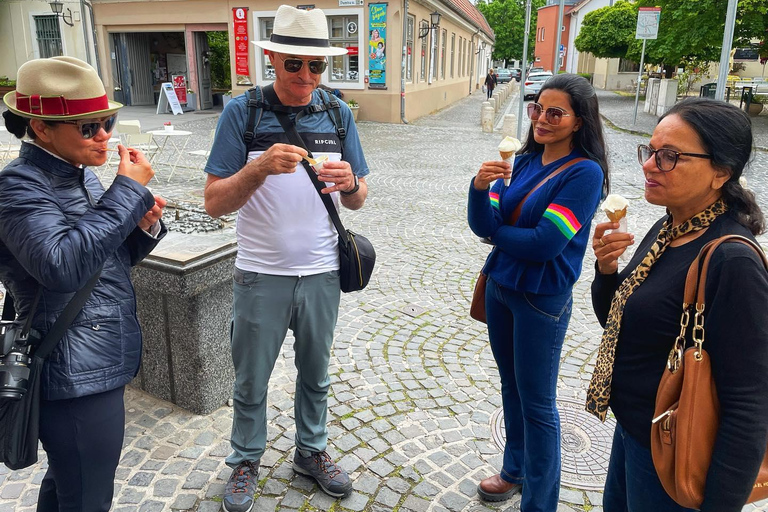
[262,86,375,293]
[0,269,102,469]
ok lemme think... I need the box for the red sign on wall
[172,74,187,104]
[233,7,251,84]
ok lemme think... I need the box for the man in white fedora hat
[203,5,369,511]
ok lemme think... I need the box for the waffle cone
[499,151,515,160]
[605,207,627,223]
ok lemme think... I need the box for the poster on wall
[368,4,387,89]
[172,75,187,104]
[233,7,253,85]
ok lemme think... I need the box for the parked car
[530,66,546,73]
[509,68,522,82]
[523,71,554,100]
[496,69,513,84]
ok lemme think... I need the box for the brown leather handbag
[469,157,586,323]
[651,235,768,509]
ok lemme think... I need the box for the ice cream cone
[499,151,515,160]
[605,207,627,224]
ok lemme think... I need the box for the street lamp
[475,41,486,55]
[50,1,74,27]
[418,11,441,39]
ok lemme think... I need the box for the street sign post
[632,7,660,125]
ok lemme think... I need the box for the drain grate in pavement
[490,397,616,490]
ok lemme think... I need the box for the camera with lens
[0,321,36,401]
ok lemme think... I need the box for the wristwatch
[341,173,359,195]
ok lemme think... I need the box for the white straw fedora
[3,56,122,120]
[252,5,348,57]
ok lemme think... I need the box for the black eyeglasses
[637,144,713,172]
[527,102,574,126]
[55,114,118,139]
[277,54,328,75]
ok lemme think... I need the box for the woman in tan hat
[0,56,166,510]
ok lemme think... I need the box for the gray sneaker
[223,460,259,512]
[293,450,352,498]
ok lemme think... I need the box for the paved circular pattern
[491,398,616,490]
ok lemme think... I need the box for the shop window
[450,33,455,78]
[259,18,275,81]
[406,15,414,82]
[328,15,359,83]
[440,29,447,79]
[618,58,640,73]
[34,15,62,58]
[420,20,428,81]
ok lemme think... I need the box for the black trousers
[36,386,125,512]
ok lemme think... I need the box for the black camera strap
[270,103,351,247]
[35,269,102,360]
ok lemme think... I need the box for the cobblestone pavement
[1,88,767,512]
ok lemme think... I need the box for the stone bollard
[482,104,494,132]
[489,97,497,112]
[501,114,517,138]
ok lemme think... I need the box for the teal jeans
[226,267,341,468]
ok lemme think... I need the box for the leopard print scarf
[585,199,728,422]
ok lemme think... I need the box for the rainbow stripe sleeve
[489,192,500,209]
[543,203,582,240]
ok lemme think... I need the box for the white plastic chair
[0,128,21,165]
[116,120,158,163]
[186,128,216,180]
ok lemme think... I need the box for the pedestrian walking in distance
[485,68,497,99]
[203,5,370,512]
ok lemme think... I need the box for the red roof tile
[441,0,495,41]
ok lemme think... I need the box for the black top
[485,73,497,89]
[591,212,768,512]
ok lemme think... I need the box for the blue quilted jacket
[0,143,165,400]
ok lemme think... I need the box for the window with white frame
[440,29,447,79]
[328,15,359,83]
[406,15,414,82]
[420,20,428,81]
[34,15,62,58]
[431,29,438,80]
[450,33,455,78]
[259,18,275,81]
[458,38,463,76]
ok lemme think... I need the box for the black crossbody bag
[0,269,101,469]
[261,87,375,293]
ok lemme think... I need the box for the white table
[147,129,193,182]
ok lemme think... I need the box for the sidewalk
[595,89,768,150]
[1,88,767,512]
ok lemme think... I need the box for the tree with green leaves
[574,1,636,59]
[207,31,231,90]
[477,0,545,63]
[575,0,768,71]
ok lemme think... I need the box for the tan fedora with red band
[3,56,122,120]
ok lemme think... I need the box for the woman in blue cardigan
[468,74,609,512]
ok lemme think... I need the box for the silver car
[523,71,553,100]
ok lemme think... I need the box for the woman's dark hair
[660,97,764,235]
[2,110,36,139]
[520,73,610,196]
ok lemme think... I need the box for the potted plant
[347,99,359,121]
[747,95,765,117]
[0,76,16,96]
[185,88,196,110]
[222,91,233,108]
[164,121,174,132]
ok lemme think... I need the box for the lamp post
[49,1,74,27]
[517,0,532,139]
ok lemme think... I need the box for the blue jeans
[485,276,573,512]
[604,423,696,512]
[226,268,341,468]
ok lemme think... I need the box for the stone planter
[349,105,359,122]
[222,94,233,108]
[185,92,197,110]
[747,101,764,117]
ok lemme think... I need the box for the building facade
[0,0,493,123]
[533,0,577,74]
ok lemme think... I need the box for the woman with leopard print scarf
[588,98,768,512]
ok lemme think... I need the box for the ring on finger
[599,238,606,247]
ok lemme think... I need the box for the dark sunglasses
[55,114,118,139]
[278,55,328,75]
[637,144,713,172]
[526,103,574,125]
